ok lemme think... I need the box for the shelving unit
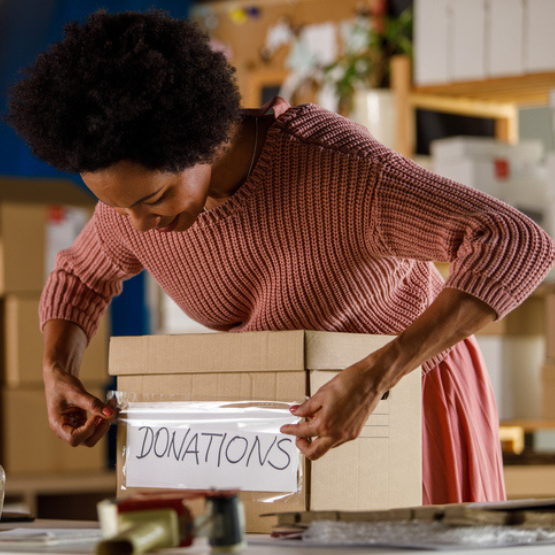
[390,56,555,157]
[5,471,116,519]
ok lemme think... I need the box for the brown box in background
[0,387,106,474]
[478,294,545,336]
[1,294,109,387]
[542,360,555,419]
[109,330,422,533]
[546,293,555,359]
[0,178,95,295]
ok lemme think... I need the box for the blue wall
[0,0,192,337]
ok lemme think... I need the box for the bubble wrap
[301,520,555,549]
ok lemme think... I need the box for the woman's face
[81,160,212,233]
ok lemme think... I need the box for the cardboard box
[485,0,524,78]
[0,387,107,474]
[477,295,545,337]
[431,137,544,165]
[109,330,422,533]
[0,178,95,294]
[0,294,109,387]
[542,360,555,419]
[546,294,555,359]
[477,335,545,420]
[414,0,450,85]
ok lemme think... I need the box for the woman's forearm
[379,288,497,390]
[43,319,88,378]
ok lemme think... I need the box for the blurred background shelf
[4,471,116,520]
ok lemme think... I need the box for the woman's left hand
[280,346,396,461]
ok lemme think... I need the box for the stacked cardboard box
[431,137,550,233]
[542,292,555,419]
[109,330,422,533]
[475,294,546,421]
[0,178,109,475]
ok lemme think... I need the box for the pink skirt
[422,335,506,504]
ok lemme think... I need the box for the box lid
[109,330,394,375]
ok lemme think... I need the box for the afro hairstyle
[4,10,243,173]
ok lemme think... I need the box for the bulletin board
[191,0,380,107]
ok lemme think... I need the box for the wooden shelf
[391,56,555,157]
[413,71,555,105]
[5,470,116,517]
[500,420,555,432]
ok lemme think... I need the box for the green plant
[324,6,413,114]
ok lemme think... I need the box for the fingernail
[289,405,299,413]
[102,407,113,417]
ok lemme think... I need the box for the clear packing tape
[108,391,303,508]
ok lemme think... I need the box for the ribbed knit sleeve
[372,151,555,319]
[39,203,144,341]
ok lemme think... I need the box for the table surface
[2,519,555,554]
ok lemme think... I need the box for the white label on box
[124,402,300,492]
[45,206,89,277]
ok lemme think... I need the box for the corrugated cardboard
[477,295,545,337]
[109,330,422,533]
[0,387,106,474]
[546,294,555,359]
[0,178,95,294]
[1,294,109,387]
[542,361,555,419]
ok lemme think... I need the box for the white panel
[451,0,486,81]
[525,0,555,72]
[414,0,450,85]
[486,0,524,77]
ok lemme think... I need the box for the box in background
[0,294,109,388]
[0,178,94,295]
[431,136,552,233]
[476,295,546,420]
[542,360,555,420]
[109,330,422,533]
[0,387,107,475]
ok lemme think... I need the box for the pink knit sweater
[40,100,555,373]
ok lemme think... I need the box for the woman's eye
[145,195,165,206]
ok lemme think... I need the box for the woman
[6,10,554,505]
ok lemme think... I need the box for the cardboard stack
[542,292,555,419]
[0,177,109,475]
[431,137,552,236]
[474,295,546,421]
[109,330,422,533]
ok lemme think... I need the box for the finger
[62,415,98,447]
[83,417,111,447]
[66,389,114,419]
[298,436,336,461]
[290,397,321,418]
[280,420,319,438]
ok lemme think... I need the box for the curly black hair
[4,10,242,173]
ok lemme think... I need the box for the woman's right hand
[43,365,114,447]
[42,319,114,447]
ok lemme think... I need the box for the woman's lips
[156,215,179,233]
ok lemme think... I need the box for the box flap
[109,330,307,375]
[305,331,394,370]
